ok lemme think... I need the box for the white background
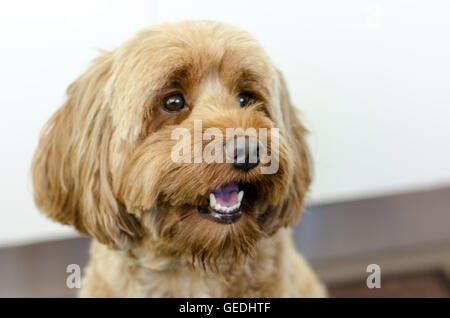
[1,0,449,246]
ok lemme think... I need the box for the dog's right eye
[163,93,185,112]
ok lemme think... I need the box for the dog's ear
[264,70,313,233]
[31,53,143,249]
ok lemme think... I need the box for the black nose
[226,136,259,171]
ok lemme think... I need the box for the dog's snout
[225,136,259,172]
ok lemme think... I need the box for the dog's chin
[172,211,264,270]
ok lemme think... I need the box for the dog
[31,20,326,297]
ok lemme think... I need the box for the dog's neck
[127,234,265,274]
[81,228,312,297]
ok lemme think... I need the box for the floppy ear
[31,52,143,249]
[263,70,313,234]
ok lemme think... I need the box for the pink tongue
[212,184,239,207]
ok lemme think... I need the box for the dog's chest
[135,268,225,297]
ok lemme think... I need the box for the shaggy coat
[32,20,326,297]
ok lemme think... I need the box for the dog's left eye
[163,93,185,112]
[238,93,252,107]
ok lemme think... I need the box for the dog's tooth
[209,193,216,207]
[238,191,244,203]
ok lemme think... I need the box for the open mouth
[198,183,244,224]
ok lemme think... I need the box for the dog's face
[32,21,311,267]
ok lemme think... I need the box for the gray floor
[1,186,450,297]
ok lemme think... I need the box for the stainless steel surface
[0,238,91,297]
[295,186,450,262]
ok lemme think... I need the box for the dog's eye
[163,93,185,112]
[238,93,252,107]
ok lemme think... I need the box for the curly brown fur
[32,20,326,297]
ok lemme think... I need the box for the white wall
[154,0,450,203]
[1,0,450,246]
[0,0,154,246]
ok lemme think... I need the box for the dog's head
[32,21,311,267]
